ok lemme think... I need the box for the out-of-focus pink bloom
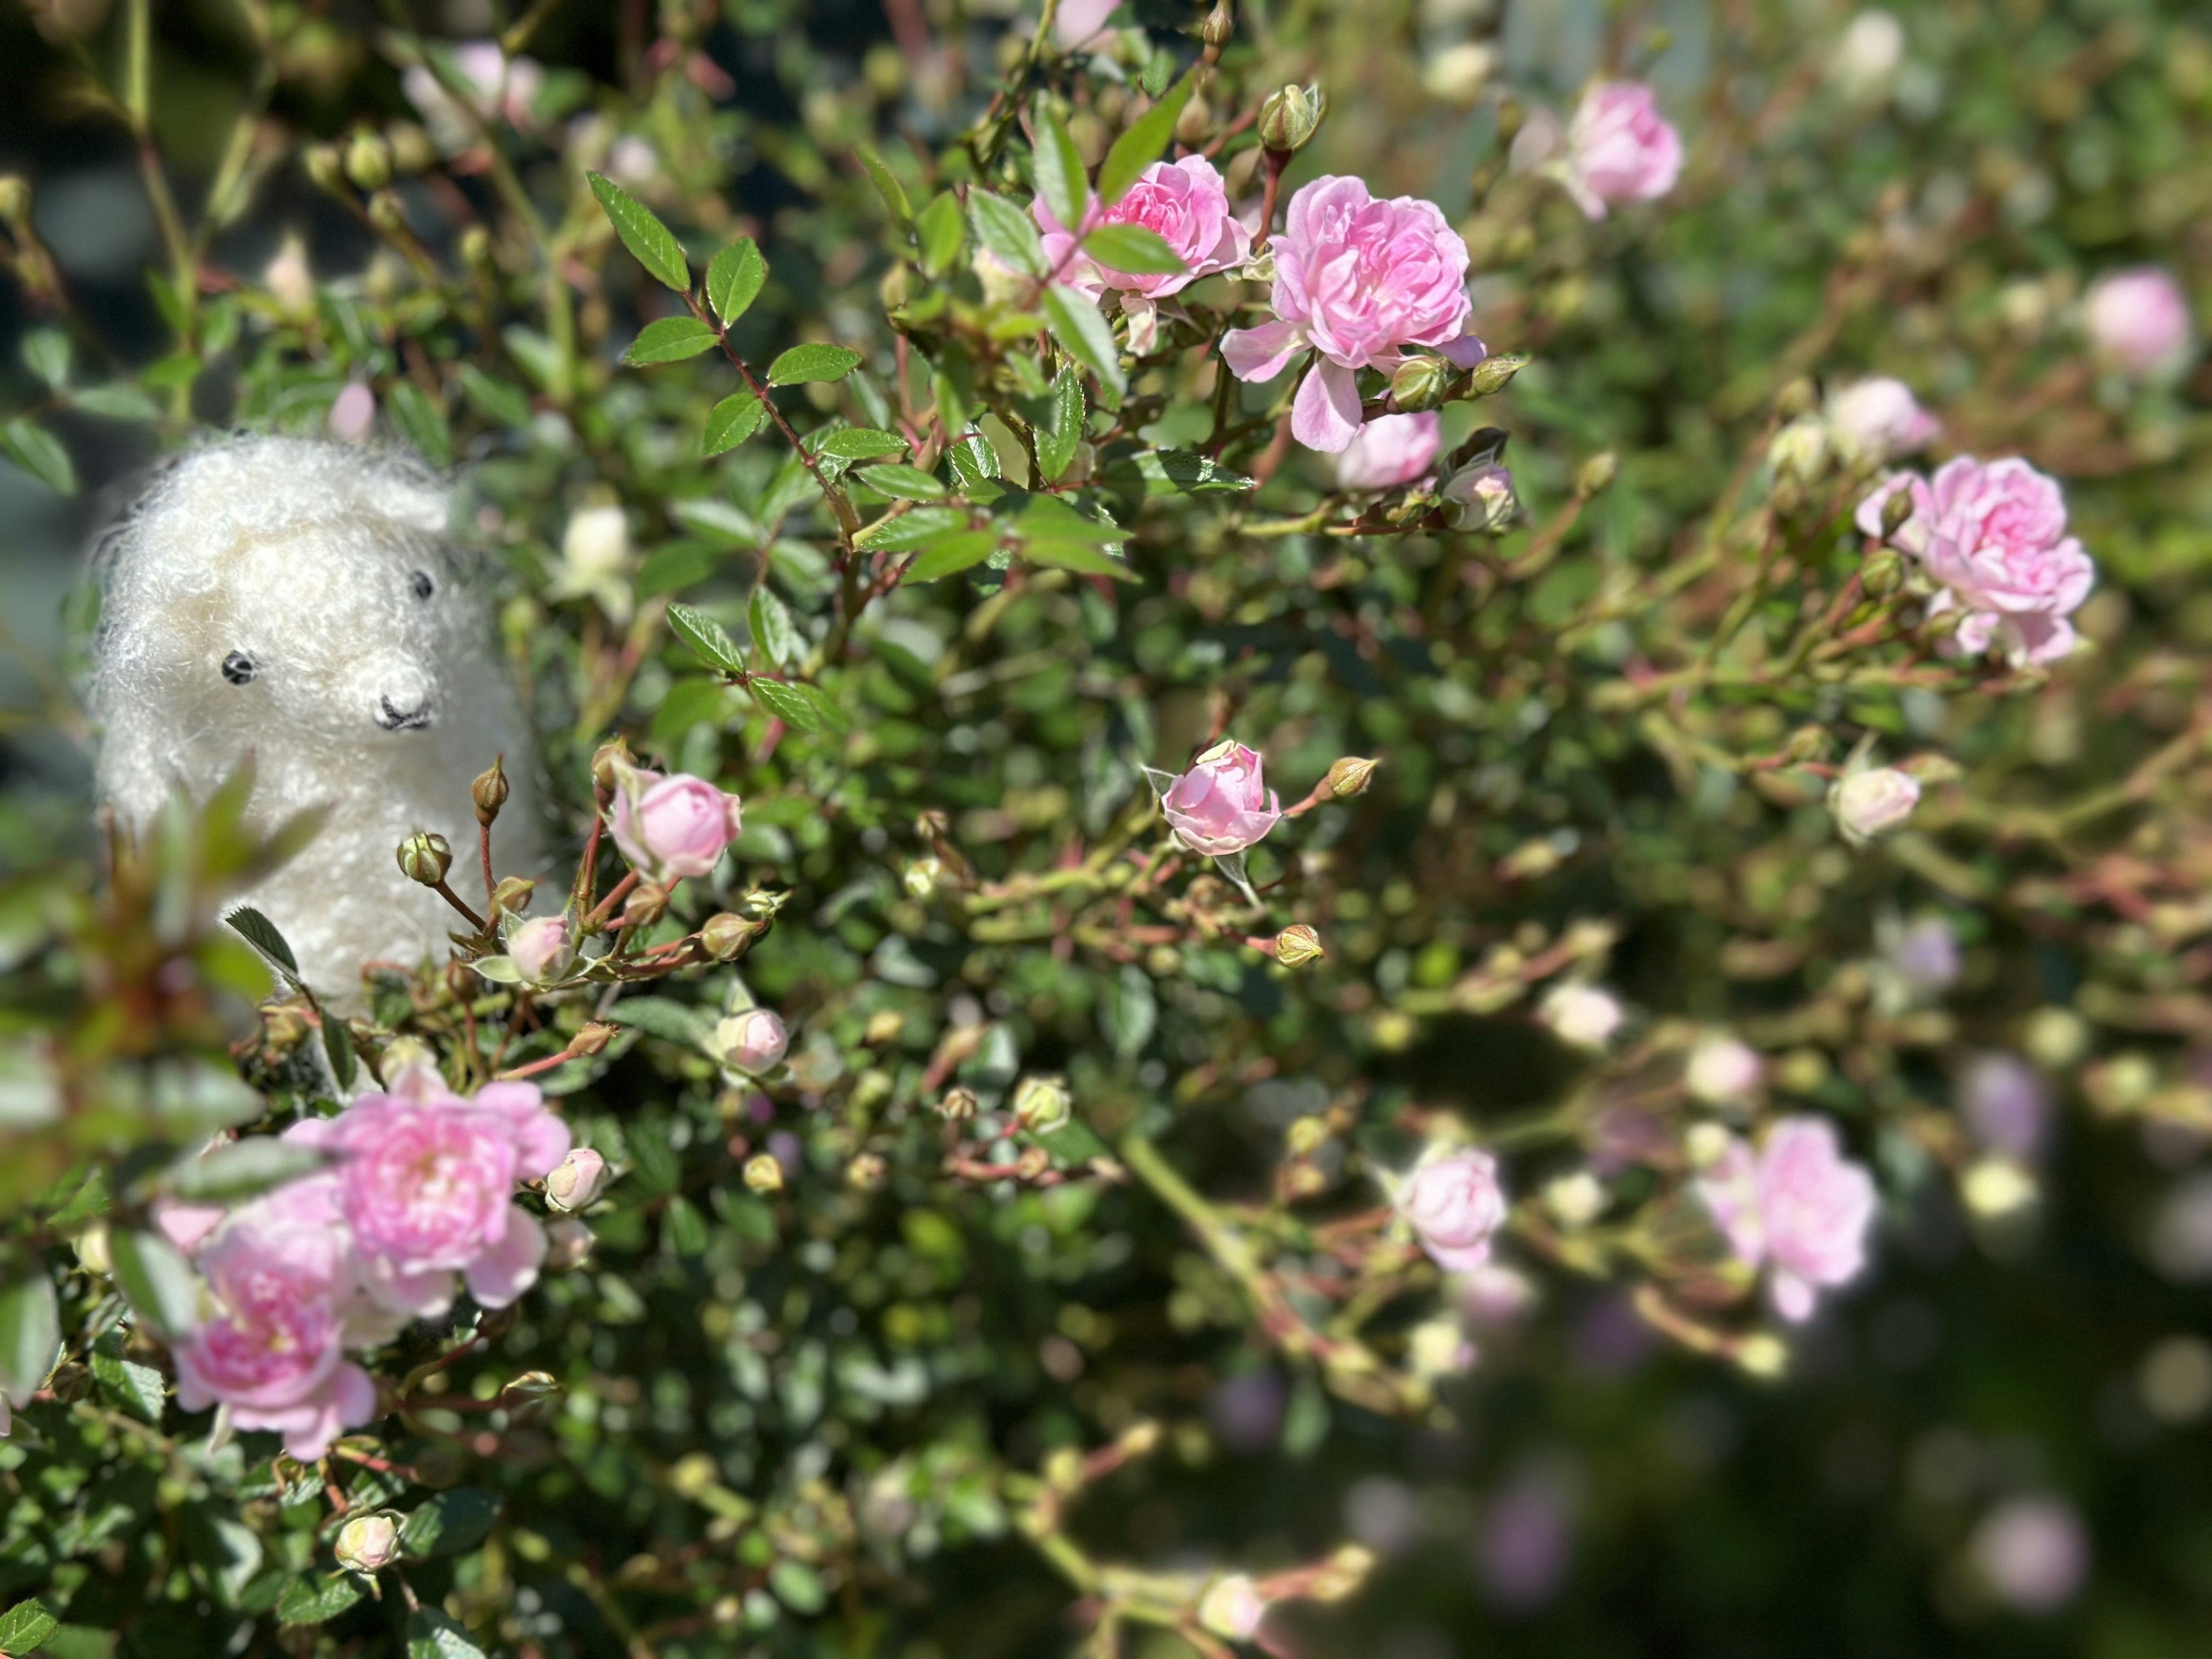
[1889,915,1961,993]
[1197,1574,1268,1640]
[1441,460,1518,531]
[1459,1263,1538,1325]
[1222,176,1476,452]
[173,1180,380,1460]
[1051,0,1120,50]
[402,41,544,150]
[285,1063,570,1320]
[2083,266,2192,377]
[1562,81,1683,220]
[1687,1035,1764,1105]
[506,914,574,986]
[1834,766,1921,842]
[154,1197,228,1256]
[1478,1474,1574,1610]
[1698,1116,1878,1321]
[1336,412,1441,490]
[609,763,743,882]
[1539,983,1624,1048]
[714,1007,789,1074]
[1973,1497,2089,1613]
[1827,377,1939,466]
[1960,1052,2052,1161]
[1858,456,2094,666]
[1400,1148,1509,1271]
[1160,741,1283,857]
[1035,156,1251,354]
[328,382,376,444]
[545,1217,594,1272]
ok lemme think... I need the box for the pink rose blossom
[506,914,574,986]
[1035,156,1251,354]
[1827,377,1939,465]
[173,1179,380,1460]
[1562,81,1683,220]
[1697,1116,1877,1321]
[1222,177,1478,453]
[1400,1148,1509,1272]
[609,763,743,882]
[1973,1497,2089,1613]
[1051,0,1120,50]
[328,381,376,444]
[1160,740,1283,857]
[285,1063,570,1320]
[1857,456,2094,665]
[1335,412,1442,490]
[2083,266,2192,377]
[1833,766,1921,841]
[714,1007,790,1074]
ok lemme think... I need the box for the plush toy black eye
[221,652,257,685]
[410,570,435,601]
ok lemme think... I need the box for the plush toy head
[90,436,539,1003]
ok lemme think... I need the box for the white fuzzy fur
[90,437,540,1005]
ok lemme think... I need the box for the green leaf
[275,1574,363,1627]
[664,1195,709,1255]
[624,1121,681,1196]
[625,316,718,366]
[0,1600,59,1657]
[1031,100,1090,233]
[751,678,851,735]
[916,191,966,276]
[1035,371,1084,483]
[666,602,747,673]
[1023,541,1134,579]
[1081,224,1186,276]
[1100,446,1255,494]
[1041,286,1127,396]
[0,1275,58,1406]
[169,1139,328,1204]
[770,1559,828,1616]
[748,585,803,669]
[587,172,691,292]
[224,906,298,978]
[456,363,531,427]
[400,1488,501,1557]
[766,344,862,386]
[1,419,76,495]
[109,1230,198,1339]
[1018,497,1122,544]
[861,464,945,499]
[406,1608,488,1659]
[855,506,963,550]
[608,995,714,1047]
[968,188,1047,277]
[946,429,1002,490]
[22,329,69,388]
[702,389,766,456]
[707,238,767,326]
[70,382,162,422]
[89,1339,164,1425]
[817,427,908,461]
[322,1013,358,1091]
[903,531,1001,583]
[1097,72,1195,206]
[857,146,913,226]
[636,541,719,600]
[387,381,452,468]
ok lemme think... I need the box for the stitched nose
[377,696,434,732]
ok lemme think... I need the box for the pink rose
[285,1063,571,1319]
[1160,740,1283,857]
[1562,80,1683,220]
[544,1146,608,1212]
[1696,1116,1877,1321]
[1400,1148,1509,1272]
[1832,766,1920,841]
[609,763,743,882]
[507,914,574,986]
[1827,377,1938,466]
[1051,0,1120,50]
[1035,156,1252,354]
[1335,412,1441,490]
[1222,176,1478,453]
[714,1007,789,1074]
[173,1179,380,1460]
[2083,266,2192,377]
[1857,456,2094,666]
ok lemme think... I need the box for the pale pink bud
[1160,740,1283,857]
[714,1007,789,1074]
[1399,1147,1508,1272]
[334,1511,402,1574]
[544,1146,608,1212]
[608,763,744,882]
[1827,377,1939,466]
[507,914,574,986]
[328,381,376,443]
[1686,1036,1763,1105]
[2083,266,2192,377]
[1834,767,1920,842]
[1441,461,1518,531]
[1539,983,1623,1049]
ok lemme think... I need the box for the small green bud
[1012,1074,1074,1135]
[1200,0,1234,51]
[1466,351,1531,396]
[938,1085,980,1122]
[1274,924,1325,967]
[397,831,453,887]
[334,1512,403,1575]
[1575,450,1619,498]
[1775,376,1817,419]
[699,912,757,960]
[1325,755,1380,798]
[498,1370,564,1420]
[1388,354,1450,412]
[743,1153,785,1193]
[1880,486,1916,540]
[0,176,29,228]
[344,128,392,191]
[847,1152,888,1191]
[304,143,346,195]
[1257,83,1326,156]
[590,736,634,797]
[1860,547,1906,597]
[491,875,536,915]
[472,755,509,826]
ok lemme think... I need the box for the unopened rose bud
[743,1153,785,1192]
[591,736,634,798]
[938,1085,979,1122]
[74,1224,111,1277]
[1014,1145,1053,1180]
[740,887,790,920]
[696,913,752,960]
[1466,351,1529,396]
[1782,726,1828,763]
[490,876,535,916]
[498,1370,564,1421]
[1388,354,1450,412]
[1012,1074,1073,1135]
[1441,462,1518,532]
[1539,983,1623,1049]
[344,128,392,191]
[904,855,942,900]
[1325,756,1379,798]
[507,914,574,985]
[1880,487,1915,540]
[1257,83,1326,155]
[622,882,669,931]
[1173,93,1212,147]
[1575,450,1619,498]
[458,224,492,269]
[1919,604,1964,642]
[1832,766,1921,843]
[1200,0,1234,50]
[334,1512,402,1575]
[570,1020,616,1057]
[397,830,453,886]
[1861,547,1905,597]
[1684,1121,1732,1169]
[1199,1574,1268,1639]
[472,756,510,825]
[1734,1334,1789,1378]
[1775,376,1817,419]
[1274,924,1325,967]
[305,143,346,194]
[847,1152,888,1190]
[46,1360,92,1404]
[1771,415,1829,484]
[545,1217,593,1271]
[1685,1035,1763,1105]
[545,1147,608,1212]
[1286,1115,1330,1156]
[714,1008,789,1074]
[366,190,409,238]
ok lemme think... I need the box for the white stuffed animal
[90,437,540,1004]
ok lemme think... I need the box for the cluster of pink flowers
[1858,456,2094,665]
[167,1065,573,1459]
[1160,740,1283,857]
[1035,156,1251,354]
[1696,1116,1877,1322]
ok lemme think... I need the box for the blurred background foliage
[1,0,2210,1655]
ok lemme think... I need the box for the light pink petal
[1221,320,1307,383]
[1770,1270,1817,1324]
[1291,359,1365,453]
[465,1207,547,1308]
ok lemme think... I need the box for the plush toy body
[90,438,539,1003]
